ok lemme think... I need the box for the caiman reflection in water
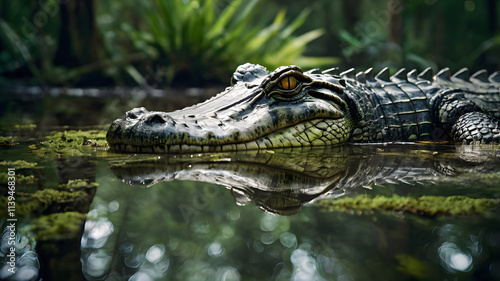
[109,145,500,215]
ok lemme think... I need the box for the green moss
[14,124,37,131]
[31,212,87,240]
[0,188,92,216]
[29,130,107,157]
[318,195,499,216]
[0,174,37,184]
[0,161,40,184]
[0,160,39,169]
[0,136,17,146]
[58,179,99,190]
[0,167,38,184]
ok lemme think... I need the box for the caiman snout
[108,107,234,153]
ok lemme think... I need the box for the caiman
[107,63,500,153]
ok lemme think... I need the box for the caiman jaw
[108,114,349,153]
[107,64,352,153]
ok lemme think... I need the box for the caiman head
[107,63,359,153]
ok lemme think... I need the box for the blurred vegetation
[335,0,500,72]
[128,0,337,84]
[0,0,499,87]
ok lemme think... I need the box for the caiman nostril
[146,114,168,125]
[125,107,149,119]
[126,112,138,119]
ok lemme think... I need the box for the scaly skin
[107,63,500,153]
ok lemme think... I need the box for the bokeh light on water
[438,242,473,272]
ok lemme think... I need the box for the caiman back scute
[342,67,500,143]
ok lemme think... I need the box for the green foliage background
[0,0,499,87]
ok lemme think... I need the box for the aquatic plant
[29,130,107,158]
[130,0,338,84]
[0,160,38,169]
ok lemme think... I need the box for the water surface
[1,91,500,281]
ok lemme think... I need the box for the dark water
[1,91,500,281]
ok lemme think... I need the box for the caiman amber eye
[279,76,297,90]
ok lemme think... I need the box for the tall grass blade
[206,0,243,39]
